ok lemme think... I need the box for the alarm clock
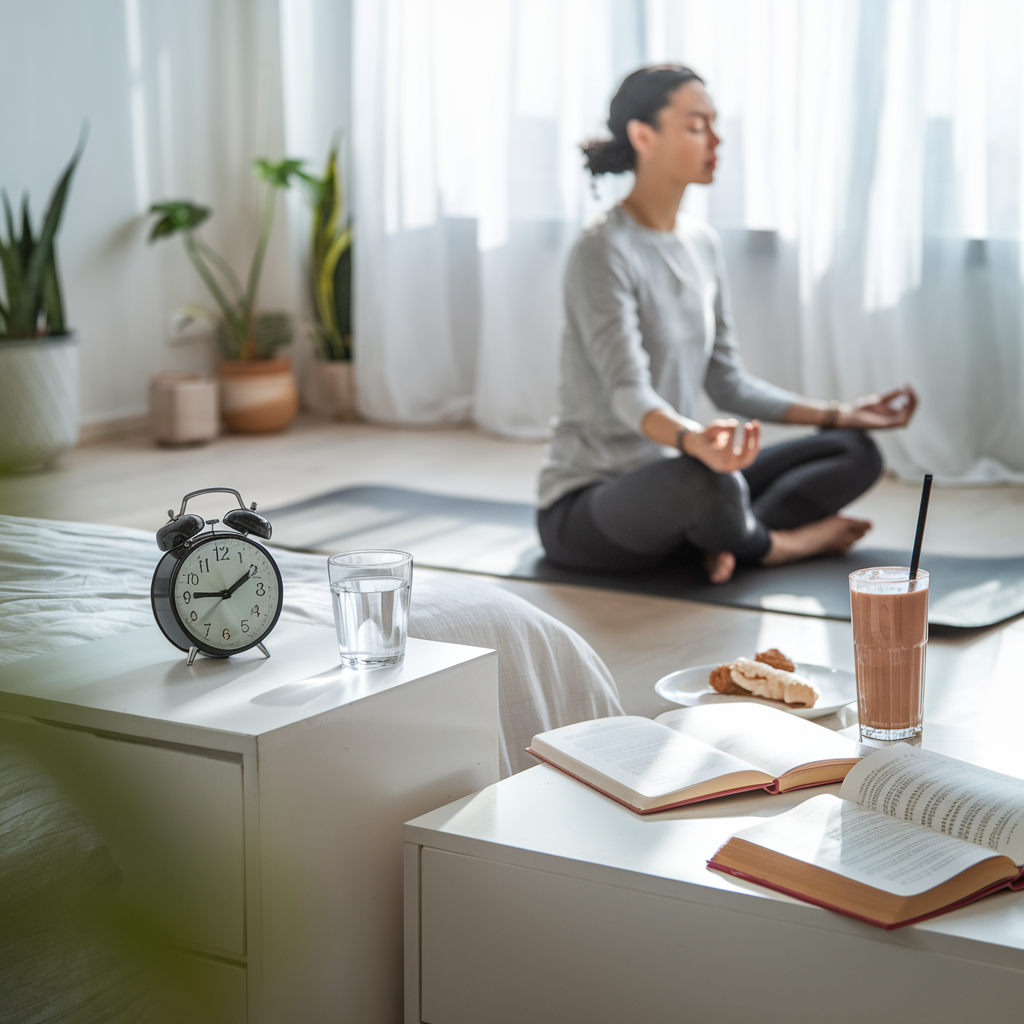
[151,487,283,665]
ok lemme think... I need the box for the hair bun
[581,136,636,176]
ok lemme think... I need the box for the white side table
[405,758,1024,1024]
[1,621,498,1024]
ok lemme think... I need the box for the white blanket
[0,516,623,776]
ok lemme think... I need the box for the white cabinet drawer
[1,716,246,956]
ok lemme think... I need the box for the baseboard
[79,413,151,444]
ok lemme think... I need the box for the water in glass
[331,574,410,667]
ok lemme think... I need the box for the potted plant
[148,158,309,433]
[308,143,356,420]
[0,136,84,472]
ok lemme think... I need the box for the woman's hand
[682,418,761,472]
[837,385,918,430]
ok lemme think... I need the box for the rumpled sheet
[0,515,623,776]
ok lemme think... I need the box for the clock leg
[257,642,270,659]
[186,647,199,667]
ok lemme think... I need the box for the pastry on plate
[754,647,795,673]
[709,649,819,708]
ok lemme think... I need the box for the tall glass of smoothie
[849,567,929,742]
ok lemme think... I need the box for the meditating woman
[538,64,917,584]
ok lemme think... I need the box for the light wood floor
[3,417,1023,720]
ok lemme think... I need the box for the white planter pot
[0,333,79,472]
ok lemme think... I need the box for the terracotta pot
[218,358,298,433]
[0,332,79,472]
[317,359,358,421]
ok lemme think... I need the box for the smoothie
[849,568,929,741]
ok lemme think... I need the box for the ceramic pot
[0,332,79,471]
[218,357,298,434]
[317,359,358,421]
[150,373,219,445]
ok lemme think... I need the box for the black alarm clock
[151,488,283,665]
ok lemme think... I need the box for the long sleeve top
[537,205,799,509]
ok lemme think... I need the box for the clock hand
[223,569,254,598]
[192,589,228,599]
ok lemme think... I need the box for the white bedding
[0,515,623,776]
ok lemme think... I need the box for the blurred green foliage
[148,158,315,360]
[0,130,86,340]
[309,143,352,361]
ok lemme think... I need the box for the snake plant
[0,133,86,340]
[309,143,352,361]
[148,158,315,360]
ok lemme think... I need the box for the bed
[0,514,624,777]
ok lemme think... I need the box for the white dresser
[0,621,498,1024]
[405,757,1024,1024]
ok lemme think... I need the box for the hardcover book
[526,704,862,814]
[708,742,1024,928]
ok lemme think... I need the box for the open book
[708,743,1024,928]
[525,704,862,814]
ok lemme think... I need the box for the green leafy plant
[309,143,352,361]
[0,133,86,340]
[148,158,315,360]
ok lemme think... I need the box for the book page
[656,703,860,779]
[533,717,766,799]
[840,744,1024,865]
[732,794,1002,897]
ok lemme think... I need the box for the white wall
[0,0,330,426]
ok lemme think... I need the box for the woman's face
[627,81,719,186]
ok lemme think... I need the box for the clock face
[172,535,282,651]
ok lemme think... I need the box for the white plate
[655,662,856,720]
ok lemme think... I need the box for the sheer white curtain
[649,0,1024,482]
[351,0,639,436]
[351,0,1024,479]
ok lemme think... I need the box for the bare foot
[762,516,872,566]
[704,550,737,584]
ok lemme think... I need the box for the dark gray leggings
[537,429,883,572]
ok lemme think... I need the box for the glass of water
[328,549,413,668]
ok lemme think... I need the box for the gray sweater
[537,205,799,509]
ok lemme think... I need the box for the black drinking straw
[909,474,933,580]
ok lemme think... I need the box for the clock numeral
[256,582,265,596]
[183,591,191,604]
[251,604,259,616]
[249,564,259,577]
[215,545,229,561]
[200,558,209,573]
[241,619,250,633]
[187,573,200,586]
[238,550,244,563]
[190,610,197,621]
[222,628,231,641]
[203,623,211,638]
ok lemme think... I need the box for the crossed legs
[537,429,883,580]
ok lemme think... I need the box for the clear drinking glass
[328,550,413,668]
[849,567,929,742]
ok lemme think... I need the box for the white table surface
[407,749,1024,968]
[0,621,491,739]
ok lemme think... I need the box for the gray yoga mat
[267,485,1024,629]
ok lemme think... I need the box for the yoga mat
[267,485,1024,629]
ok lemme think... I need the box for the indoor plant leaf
[147,200,211,241]
[252,157,315,191]
[10,131,86,337]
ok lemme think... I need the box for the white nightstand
[405,761,1024,1024]
[1,621,498,1024]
